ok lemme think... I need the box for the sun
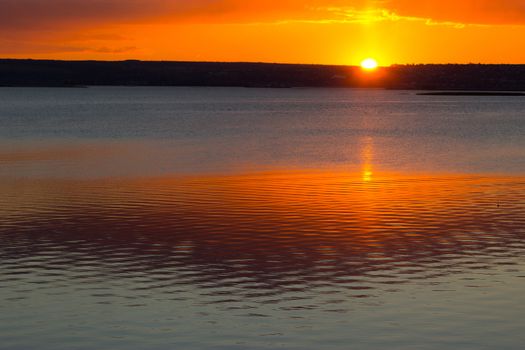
[361,58,378,71]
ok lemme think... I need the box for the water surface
[1,87,523,177]
[1,87,524,349]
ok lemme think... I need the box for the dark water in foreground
[1,88,524,349]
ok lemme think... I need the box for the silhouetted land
[418,92,525,96]
[1,59,525,91]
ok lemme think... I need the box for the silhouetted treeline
[1,59,525,90]
[387,64,525,91]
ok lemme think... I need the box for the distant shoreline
[2,59,525,91]
[3,86,525,96]
[418,91,525,96]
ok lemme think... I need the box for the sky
[1,0,525,65]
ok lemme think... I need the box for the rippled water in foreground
[1,88,524,349]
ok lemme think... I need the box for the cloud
[0,0,222,30]
[91,46,137,54]
[385,0,525,25]
[0,39,87,54]
[1,0,524,32]
[0,1,392,30]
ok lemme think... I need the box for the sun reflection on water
[361,136,374,183]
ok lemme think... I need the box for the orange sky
[2,0,525,65]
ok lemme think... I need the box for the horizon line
[2,58,525,67]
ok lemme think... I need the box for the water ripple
[1,171,524,349]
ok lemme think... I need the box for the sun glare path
[361,58,378,71]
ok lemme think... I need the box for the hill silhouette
[1,59,525,91]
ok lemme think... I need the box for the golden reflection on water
[2,171,524,263]
[1,169,525,350]
[2,88,525,349]
[361,136,374,183]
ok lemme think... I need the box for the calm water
[1,87,524,349]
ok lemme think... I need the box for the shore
[2,59,525,91]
